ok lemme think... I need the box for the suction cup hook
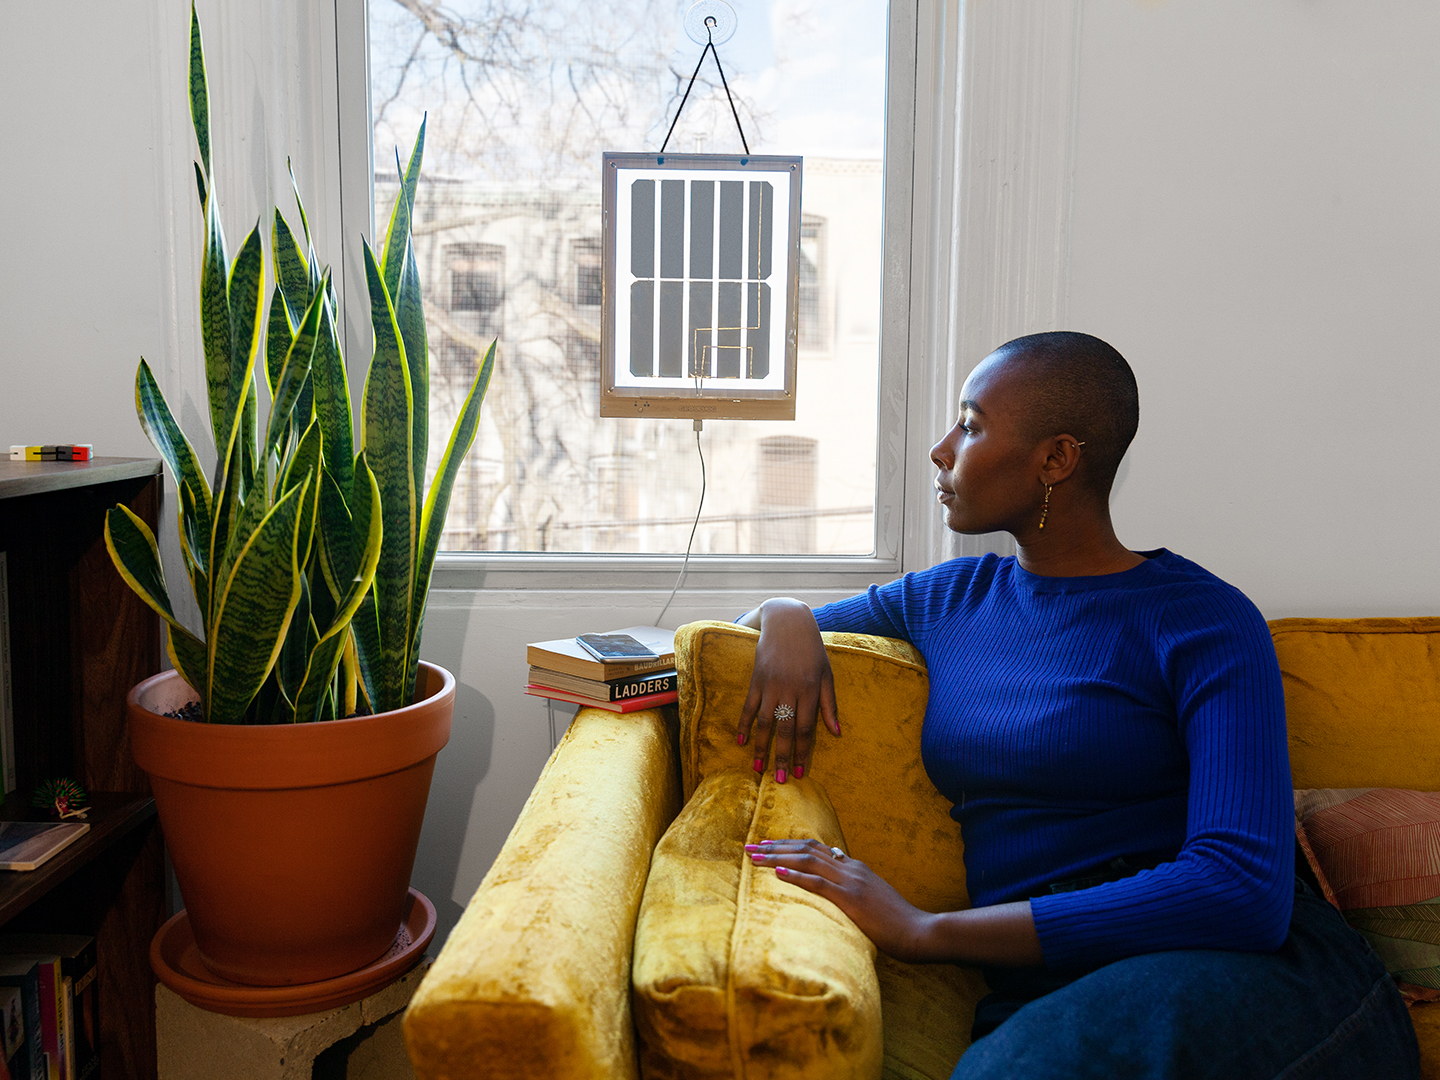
[685,0,738,45]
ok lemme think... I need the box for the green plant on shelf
[103,2,495,724]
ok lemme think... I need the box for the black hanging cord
[660,22,750,155]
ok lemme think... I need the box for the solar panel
[601,153,801,419]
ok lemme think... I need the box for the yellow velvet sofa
[404,617,1440,1079]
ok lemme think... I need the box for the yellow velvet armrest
[404,705,683,1080]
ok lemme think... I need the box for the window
[798,215,828,352]
[572,238,602,307]
[368,0,898,559]
[444,244,503,326]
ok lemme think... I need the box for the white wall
[6,0,1440,953]
[0,0,192,460]
[1066,1,1440,616]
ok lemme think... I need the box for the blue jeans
[953,881,1420,1080]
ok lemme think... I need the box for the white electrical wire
[656,421,707,627]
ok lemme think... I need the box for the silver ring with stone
[773,703,796,723]
[830,846,845,859]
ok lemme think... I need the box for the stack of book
[525,626,678,713]
[0,934,98,1080]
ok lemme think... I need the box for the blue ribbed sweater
[812,549,1294,972]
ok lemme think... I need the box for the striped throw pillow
[1295,788,1440,1001]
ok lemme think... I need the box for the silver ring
[773,703,796,723]
[830,846,845,859]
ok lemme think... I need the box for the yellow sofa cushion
[1272,617,1440,789]
[632,766,882,1079]
[675,622,968,916]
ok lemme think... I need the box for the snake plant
[105,3,495,723]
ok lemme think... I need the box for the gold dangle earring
[1038,484,1052,530]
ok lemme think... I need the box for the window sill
[429,551,903,592]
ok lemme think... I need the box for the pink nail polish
[777,867,790,876]
[760,840,774,845]
[744,844,759,851]
[737,732,746,745]
[753,757,764,773]
[776,768,786,784]
[750,854,765,863]
[793,765,804,779]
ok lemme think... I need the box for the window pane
[370,0,887,554]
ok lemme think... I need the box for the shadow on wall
[411,611,497,944]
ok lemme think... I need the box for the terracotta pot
[128,662,454,986]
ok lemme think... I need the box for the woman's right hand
[735,598,840,782]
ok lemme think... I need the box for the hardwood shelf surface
[0,794,157,925]
[0,457,162,501]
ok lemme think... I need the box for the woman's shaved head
[989,331,1139,495]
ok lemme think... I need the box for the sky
[370,0,888,183]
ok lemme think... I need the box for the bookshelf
[0,457,165,1080]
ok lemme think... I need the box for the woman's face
[930,352,1047,535]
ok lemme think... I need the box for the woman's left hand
[744,838,938,962]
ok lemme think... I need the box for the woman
[734,333,1418,1079]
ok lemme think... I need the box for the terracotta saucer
[151,887,436,1018]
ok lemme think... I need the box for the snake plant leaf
[135,358,211,523]
[296,372,314,444]
[177,481,210,618]
[407,339,495,701]
[207,476,310,725]
[290,632,347,723]
[264,286,293,402]
[200,195,231,458]
[167,625,208,701]
[104,506,206,693]
[283,419,324,565]
[224,226,265,453]
[276,572,316,712]
[306,552,336,642]
[104,505,182,627]
[287,158,314,251]
[396,233,428,520]
[350,591,382,714]
[265,277,327,461]
[312,295,354,498]
[287,162,325,303]
[292,465,382,723]
[360,240,415,713]
[207,437,245,625]
[272,210,311,326]
[380,117,425,303]
[193,162,206,213]
[317,470,354,603]
[331,456,383,618]
[240,375,259,498]
[188,2,210,181]
[213,478,271,621]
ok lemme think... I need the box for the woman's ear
[1039,435,1085,485]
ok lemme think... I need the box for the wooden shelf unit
[0,456,165,1080]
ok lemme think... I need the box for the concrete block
[157,959,431,1080]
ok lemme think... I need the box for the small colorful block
[9,444,93,462]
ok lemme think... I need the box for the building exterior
[379,156,882,554]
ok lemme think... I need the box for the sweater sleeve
[811,582,912,639]
[1030,583,1294,972]
[811,558,984,646]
